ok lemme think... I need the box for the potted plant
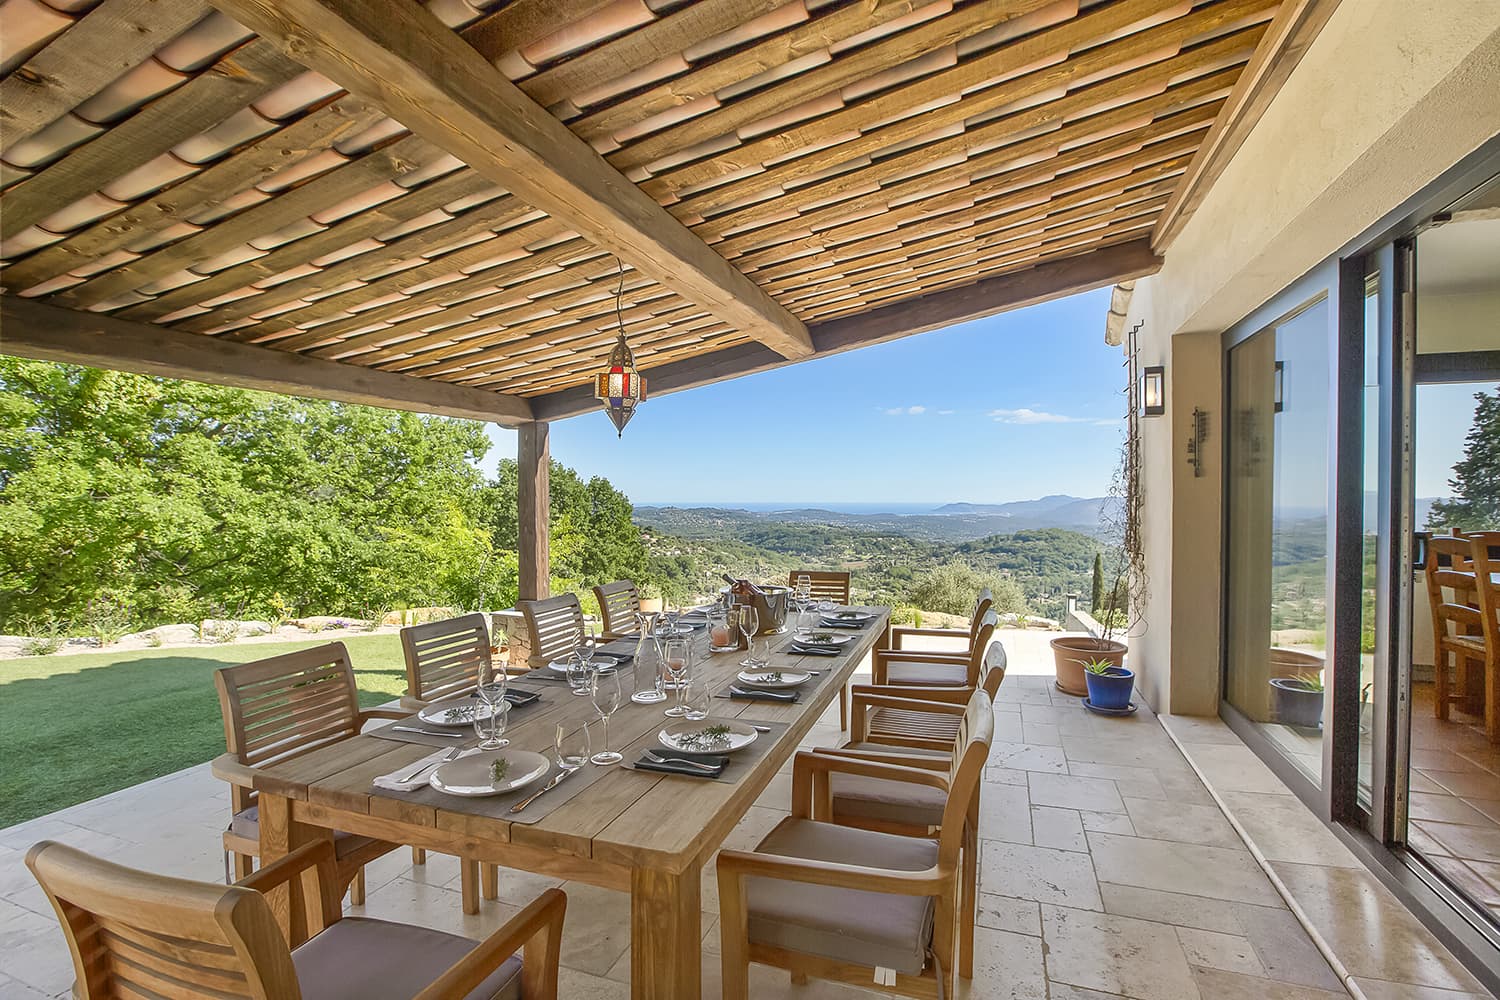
[639,582,664,614]
[1269,674,1324,729]
[1053,435,1146,695]
[1082,657,1135,711]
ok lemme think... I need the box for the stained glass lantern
[594,328,646,436]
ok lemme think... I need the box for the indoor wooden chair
[789,570,855,728]
[717,690,993,1000]
[1467,532,1500,742]
[211,643,400,904]
[1426,534,1491,734]
[398,613,501,913]
[886,589,993,653]
[26,838,565,1000]
[518,593,585,670]
[788,569,852,605]
[874,610,997,688]
[592,580,642,640]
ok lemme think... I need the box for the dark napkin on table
[728,685,799,702]
[789,643,842,656]
[817,618,866,630]
[633,747,728,778]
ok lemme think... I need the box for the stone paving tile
[1087,831,1282,906]
[1121,796,1242,848]
[1190,967,1347,999]
[980,841,1103,910]
[1042,904,1200,1000]
[1031,805,1088,851]
[1175,925,1266,977]
[975,893,1041,936]
[1028,772,1125,813]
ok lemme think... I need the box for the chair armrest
[791,750,947,820]
[238,840,342,935]
[211,752,260,790]
[716,847,946,897]
[414,889,567,1000]
[875,649,969,666]
[815,747,951,771]
[851,685,973,707]
[890,626,968,649]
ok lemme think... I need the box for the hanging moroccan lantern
[593,259,646,436]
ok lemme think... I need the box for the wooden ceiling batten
[0,0,1324,413]
[206,0,815,360]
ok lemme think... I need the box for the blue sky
[479,286,1128,507]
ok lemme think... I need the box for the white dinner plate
[659,718,759,754]
[792,630,855,646]
[417,698,500,728]
[429,749,550,797]
[546,654,622,674]
[737,669,813,689]
[821,611,875,625]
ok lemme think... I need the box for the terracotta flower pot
[1050,636,1127,696]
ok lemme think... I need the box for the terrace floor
[0,628,1486,999]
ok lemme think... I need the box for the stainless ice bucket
[719,584,790,635]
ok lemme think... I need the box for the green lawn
[0,635,410,829]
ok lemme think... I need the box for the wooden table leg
[257,792,323,948]
[630,865,701,999]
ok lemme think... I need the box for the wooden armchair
[592,580,642,640]
[717,691,993,999]
[26,838,565,1000]
[211,643,399,902]
[788,569,852,605]
[874,610,997,688]
[887,588,993,653]
[1468,532,1500,742]
[398,613,500,912]
[1426,535,1491,733]
[852,640,1007,752]
[518,593,584,670]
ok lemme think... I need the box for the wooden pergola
[0,0,1334,600]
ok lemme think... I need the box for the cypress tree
[1090,553,1105,612]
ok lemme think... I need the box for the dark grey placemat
[619,719,791,783]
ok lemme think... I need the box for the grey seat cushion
[230,807,372,859]
[746,818,938,975]
[885,660,969,686]
[293,916,522,1000]
[829,771,947,830]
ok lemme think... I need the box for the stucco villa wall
[1122,0,1500,715]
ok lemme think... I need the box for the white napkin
[373,748,476,791]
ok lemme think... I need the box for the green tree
[907,561,1025,617]
[1090,552,1104,612]
[1428,387,1500,531]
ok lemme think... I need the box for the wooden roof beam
[529,238,1163,421]
[207,0,814,361]
[0,297,534,426]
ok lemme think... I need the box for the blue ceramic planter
[1084,666,1135,711]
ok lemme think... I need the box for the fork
[398,746,461,784]
[643,750,719,773]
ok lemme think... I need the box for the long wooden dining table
[248,605,890,999]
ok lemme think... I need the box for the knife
[510,765,580,813]
[393,726,463,738]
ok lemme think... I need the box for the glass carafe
[630,612,667,704]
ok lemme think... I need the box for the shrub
[20,619,66,657]
[907,562,1026,617]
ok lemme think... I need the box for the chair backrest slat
[215,644,361,773]
[1469,531,1500,645]
[978,640,1008,699]
[970,589,993,633]
[964,610,999,683]
[788,570,851,605]
[593,581,642,640]
[519,593,585,669]
[26,841,300,1000]
[401,613,491,704]
[1427,535,1486,642]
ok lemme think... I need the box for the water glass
[590,667,624,766]
[473,699,509,750]
[794,574,812,605]
[662,637,691,717]
[555,722,590,769]
[707,605,737,652]
[683,680,712,721]
[797,601,820,635]
[566,653,595,697]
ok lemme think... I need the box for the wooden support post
[518,421,550,602]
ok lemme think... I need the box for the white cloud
[937,409,955,416]
[989,408,1121,426]
[883,405,927,416]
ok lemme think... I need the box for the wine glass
[555,722,590,769]
[662,637,691,717]
[474,662,510,749]
[590,667,624,765]
[794,574,812,607]
[473,698,509,750]
[736,604,763,668]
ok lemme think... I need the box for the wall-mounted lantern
[1141,365,1165,416]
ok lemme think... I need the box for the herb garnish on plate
[442,705,475,723]
[676,724,732,750]
[490,758,510,782]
